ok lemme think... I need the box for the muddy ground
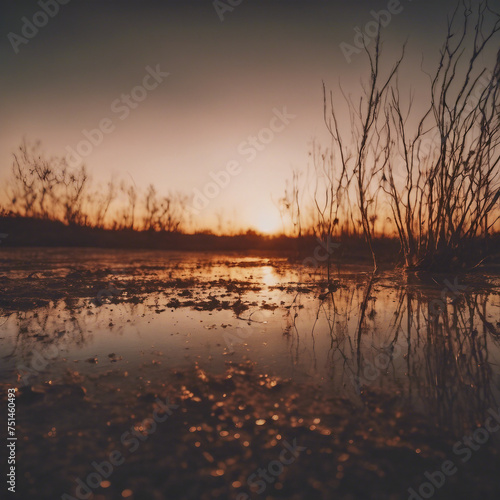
[1,248,499,500]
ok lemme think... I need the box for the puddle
[1,248,499,499]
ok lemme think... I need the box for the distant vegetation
[1,139,189,233]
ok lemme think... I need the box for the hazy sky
[0,0,489,233]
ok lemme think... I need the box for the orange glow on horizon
[252,209,283,235]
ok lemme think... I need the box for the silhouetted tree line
[1,140,187,232]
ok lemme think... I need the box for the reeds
[2,139,187,233]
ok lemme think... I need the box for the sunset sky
[0,0,486,233]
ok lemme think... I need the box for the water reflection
[1,259,499,435]
[297,278,500,434]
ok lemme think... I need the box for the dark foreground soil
[2,361,500,500]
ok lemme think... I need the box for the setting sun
[254,210,282,235]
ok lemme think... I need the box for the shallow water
[2,249,500,500]
[1,248,499,433]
